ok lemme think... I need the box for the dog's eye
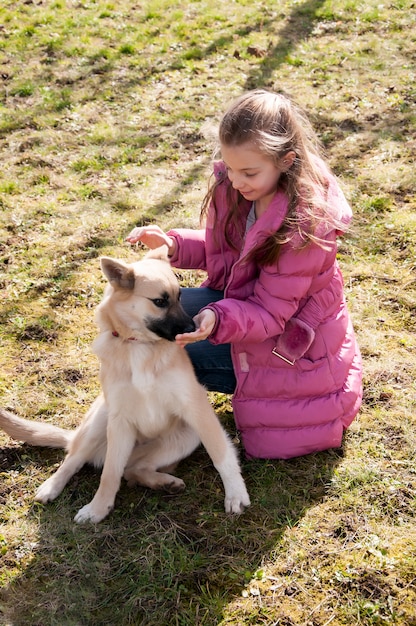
[152,297,169,308]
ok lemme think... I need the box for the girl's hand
[175,309,217,347]
[125,225,176,256]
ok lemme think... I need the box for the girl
[126,89,362,460]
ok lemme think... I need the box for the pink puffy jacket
[168,161,362,459]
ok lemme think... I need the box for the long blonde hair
[201,90,340,264]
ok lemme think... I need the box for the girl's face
[221,142,293,211]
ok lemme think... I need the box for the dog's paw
[125,469,185,493]
[163,478,186,494]
[74,503,111,524]
[35,478,61,503]
[224,482,251,514]
[224,493,251,514]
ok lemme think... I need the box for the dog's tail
[0,408,71,449]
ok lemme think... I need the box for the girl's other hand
[125,225,176,255]
[175,309,216,347]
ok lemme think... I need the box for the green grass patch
[0,0,415,624]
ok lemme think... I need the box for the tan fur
[0,248,250,523]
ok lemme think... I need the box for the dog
[0,247,250,523]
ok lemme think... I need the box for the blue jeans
[180,288,236,394]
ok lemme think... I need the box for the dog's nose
[183,320,196,334]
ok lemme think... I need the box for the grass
[0,0,415,624]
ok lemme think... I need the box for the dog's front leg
[74,419,135,523]
[184,391,250,514]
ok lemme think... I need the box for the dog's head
[98,247,196,342]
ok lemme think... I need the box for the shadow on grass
[242,0,326,90]
[0,439,343,625]
[123,0,328,232]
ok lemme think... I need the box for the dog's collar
[112,330,137,341]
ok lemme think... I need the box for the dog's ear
[144,245,170,263]
[100,257,135,290]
